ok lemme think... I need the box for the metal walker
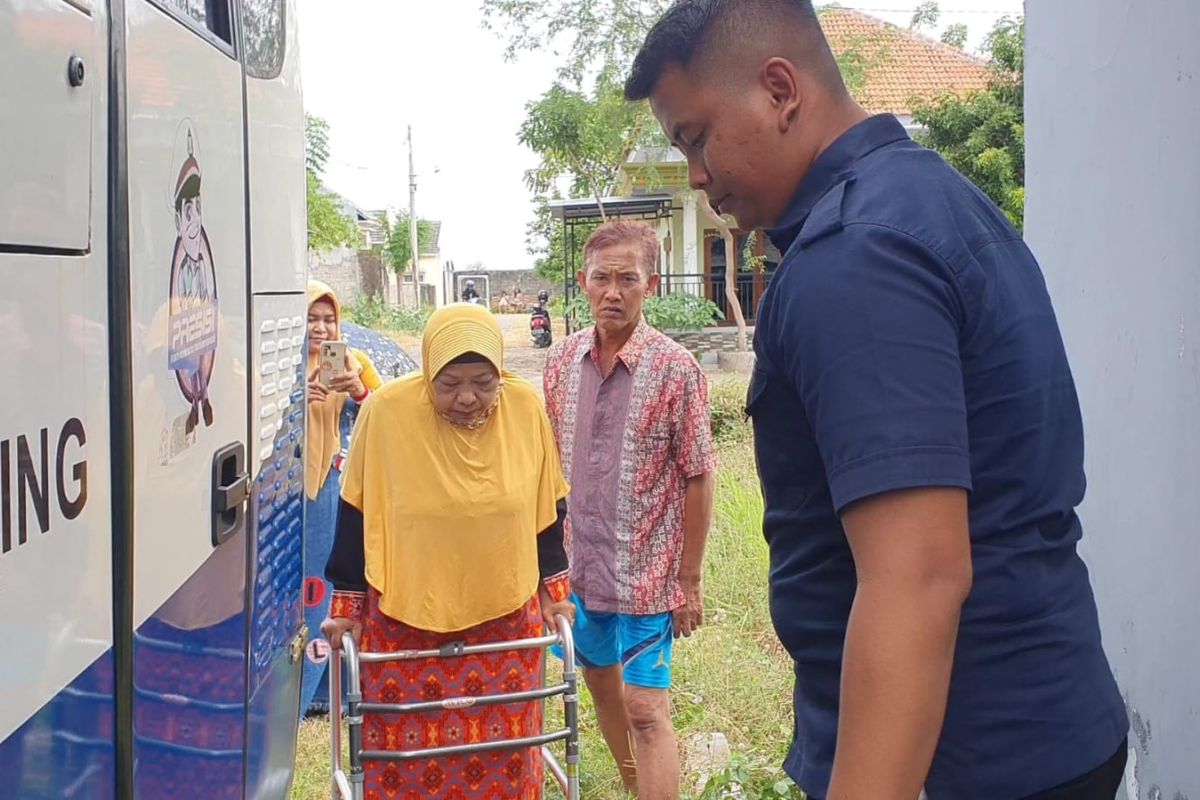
[329,615,581,799]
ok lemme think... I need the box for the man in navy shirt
[625,2,1129,798]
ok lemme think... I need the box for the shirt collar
[582,319,653,371]
[767,114,909,251]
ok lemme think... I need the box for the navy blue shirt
[751,115,1127,799]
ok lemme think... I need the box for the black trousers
[1021,738,1128,800]
[807,738,1128,800]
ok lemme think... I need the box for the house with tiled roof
[560,7,993,333]
[818,6,991,130]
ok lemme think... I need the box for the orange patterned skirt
[359,588,546,800]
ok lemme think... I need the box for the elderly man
[544,220,716,800]
[623,2,1129,800]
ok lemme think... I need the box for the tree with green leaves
[384,211,437,306]
[905,2,966,50]
[941,23,968,49]
[914,16,1025,228]
[909,0,940,32]
[481,0,669,85]
[519,77,649,221]
[306,172,363,254]
[304,113,361,253]
[483,0,666,284]
[305,113,331,175]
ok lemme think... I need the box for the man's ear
[761,57,803,132]
[646,273,661,297]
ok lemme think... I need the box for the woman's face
[307,299,338,355]
[432,362,501,424]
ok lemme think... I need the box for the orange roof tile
[818,6,992,116]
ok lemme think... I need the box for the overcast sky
[297,0,1024,271]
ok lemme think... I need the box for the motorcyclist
[461,280,480,303]
[530,289,552,346]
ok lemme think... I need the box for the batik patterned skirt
[358,588,546,800]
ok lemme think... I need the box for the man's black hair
[624,0,823,102]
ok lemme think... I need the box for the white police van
[0,0,309,796]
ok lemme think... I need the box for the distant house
[358,208,388,249]
[819,6,991,132]
[578,7,993,329]
[415,220,445,307]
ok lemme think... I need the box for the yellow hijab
[305,280,379,500]
[339,304,569,632]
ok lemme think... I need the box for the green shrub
[565,294,594,330]
[565,291,723,333]
[701,753,805,800]
[710,379,751,443]
[342,294,432,335]
[645,292,723,332]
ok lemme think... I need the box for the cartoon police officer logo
[167,124,218,435]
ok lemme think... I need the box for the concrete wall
[1025,2,1200,798]
[310,247,441,308]
[451,269,557,310]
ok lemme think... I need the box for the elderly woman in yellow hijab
[322,303,574,800]
[301,280,383,716]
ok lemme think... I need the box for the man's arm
[672,358,717,638]
[680,472,715,578]
[674,470,715,637]
[825,486,972,800]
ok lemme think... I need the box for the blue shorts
[552,593,673,689]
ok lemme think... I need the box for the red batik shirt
[543,321,716,616]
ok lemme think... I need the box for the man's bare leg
[625,685,678,800]
[583,664,638,794]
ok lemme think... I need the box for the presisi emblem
[168,124,218,436]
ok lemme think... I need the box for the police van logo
[168,125,218,435]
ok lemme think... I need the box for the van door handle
[216,473,249,511]
[212,443,248,546]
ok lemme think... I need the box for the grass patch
[290,432,799,799]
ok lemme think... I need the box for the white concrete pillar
[682,192,699,280]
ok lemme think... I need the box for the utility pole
[407,124,420,310]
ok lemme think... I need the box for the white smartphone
[318,341,347,388]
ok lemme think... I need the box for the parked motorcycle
[530,291,553,348]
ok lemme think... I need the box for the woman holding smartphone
[301,279,383,716]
